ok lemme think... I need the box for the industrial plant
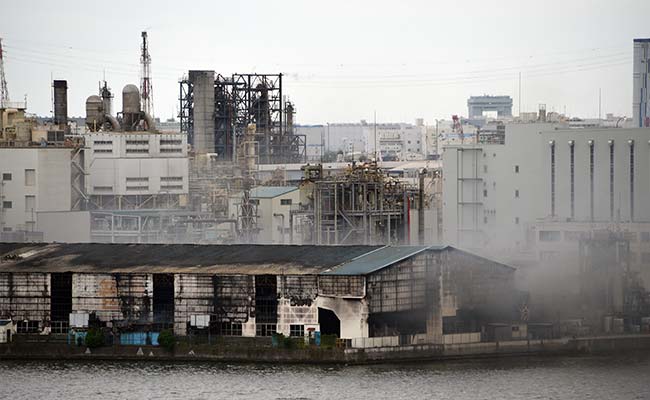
[0,28,649,363]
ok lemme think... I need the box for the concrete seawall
[2,335,650,364]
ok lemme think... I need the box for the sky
[2,0,649,125]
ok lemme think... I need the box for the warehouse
[0,243,517,344]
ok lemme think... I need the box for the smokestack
[53,80,68,126]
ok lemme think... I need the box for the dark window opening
[290,324,305,337]
[368,309,426,337]
[255,275,277,323]
[50,272,72,329]
[153,274,175,326]
[256,323,277,337]
[318,307,341,338]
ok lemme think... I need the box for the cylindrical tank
[122,84,141,114]
[85,95,104,131]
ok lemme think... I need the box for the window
[483,165,488,173]
[161,176,183,182]
[256,323,277,337]
[93,140,113,145]
[161,185,183,190]
[25,195,35,212]
[160,139,182,145]
[2,173,11,181]
[514,165,519,173]
[126,148,149,154]
[126,177,149,182]
[515,217,519,224]
[483,189,488,198]
[641,232,650,242]
[484,216,488,224]
[94,149,113,154]
[2,201,12,209]
[290,324,305,337]
[160,148,183,153]
[515,189,519,198]
[17,320,39,333]
[539,230,561,242]
[126,139,149,145]
[218,322,242,336]
[280,199,292,206]
[24,169,35,186]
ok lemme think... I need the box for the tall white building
[0,147,76,240]
[633,38,650,128]
[442,124,650,280]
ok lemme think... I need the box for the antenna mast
[140,31,154,118]
[0,38,9,107]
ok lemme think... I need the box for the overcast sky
[2,0,649,124]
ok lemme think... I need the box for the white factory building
[442,123,650,281]
[0,147,76,241]
[84,131,189,208]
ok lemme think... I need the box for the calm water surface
[1,354,649,399]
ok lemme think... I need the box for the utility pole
[518,72,521,117]
[140,31,154,118]
[0,38,9,108]
[374,110,377,160]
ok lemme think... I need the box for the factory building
[0,243,517,344]
[442,123,650,284]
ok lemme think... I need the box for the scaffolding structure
[293,162,422,245]
[179,72,306,163]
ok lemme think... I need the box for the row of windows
[0,195,36,211]
[1,170,35,186]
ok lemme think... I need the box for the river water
[1,354,649,399]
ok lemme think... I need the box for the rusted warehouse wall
[114,274,153,324]
[174,274,214,335]
[0,272,50,322]
[72,274,122,321]
[277,275,319,336]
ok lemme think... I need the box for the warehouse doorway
[153,274,174,326]
[50,272,72,333]
[318,307,340,337]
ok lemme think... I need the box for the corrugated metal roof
[0,243,383,274]
[249,186,298,198]
[322,245,447,275]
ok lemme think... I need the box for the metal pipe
[143,112,156,131]
[104,114,120,131]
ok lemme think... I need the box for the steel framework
[179,72,306,163]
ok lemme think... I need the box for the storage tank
[122,84,141,114]
[122,84,141,130]
[85,95,104,131]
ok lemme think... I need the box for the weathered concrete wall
[0,272,50,322]
[174,274,214,335]
[72,274,122,321]
[316,296,368,339]
[277,275,319,336]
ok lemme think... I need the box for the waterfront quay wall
[1,335,649,364]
